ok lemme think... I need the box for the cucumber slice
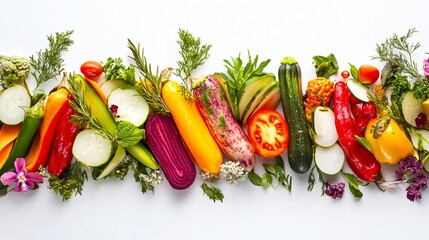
[346,79,370,102]
[72,129,113,167]
[0,85,31,125]
[400,91,424,128]
[314,143,345,175]
[100,79,132,97]
[312,106,338,147]
[107,88,150,127]
[410,129,429,151]
[96,145,126,180]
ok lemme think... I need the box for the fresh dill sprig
[175,29,212,100]
[30,30,74,91]
[48,161,88,201]
[127,39,170,114]
[372,28,425,82]
[201,183,224,202]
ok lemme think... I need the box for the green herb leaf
[354,135,372,152]
[261,173,273,189]
[313,54,339,78]
[349,63,359,80]
[307,166,316,191]
[48,161,88,201]
[201,183,224,203]
[115,121,145,148]
[102,57,136,85]
[30,30,74,92]
[342,172,364,199]
[248,171,263,186]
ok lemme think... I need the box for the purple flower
[1,158,43,192]
[395,156,423,180]
[406,185,423,202]
[410,173,428,191]
[325,182,346,199]
[415,113,428,129]
[424,58,429,77]
[110,104,118,117]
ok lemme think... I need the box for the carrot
[85,78,107,104]
[0,142,14,170]
[0,124,22,151]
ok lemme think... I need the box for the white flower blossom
[220,161,247,184]
[139,168,163,185]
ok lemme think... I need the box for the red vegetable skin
[350,101,377,133]
[145,113,196,190]
[80,61,105,85]
[334,81,380,182]
[358,65,380,84]
[48,100,81,177]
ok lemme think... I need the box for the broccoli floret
[0,55,31,89]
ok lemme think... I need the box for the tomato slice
[247,109,289,157]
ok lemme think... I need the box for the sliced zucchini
[346,79,370,102]
[100,79,132,97]
[72,129,113,167]
[241,81,279,125]
[238,75,274,121]
[410,129,429,151]
[314,143,345,175]
[96,145,126,180]
[0,85,31,125]
[312,106,338,147]
[107,88,150,127]
[400,91,424,128]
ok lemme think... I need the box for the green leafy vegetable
[114,120,145,148]
[30,30,74,92]
[48,161,88,201]
[175,29,212,94]
[313,53,339,79]
[102,57,136,85]
[201,183,224,202]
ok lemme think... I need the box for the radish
[192,75,255,171]
[0,85,31,125]
[314,143,345,175]
[107,88,150,127]
[312,106,338,147]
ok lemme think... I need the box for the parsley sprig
[201,183,224,202]
[47,161,88,201]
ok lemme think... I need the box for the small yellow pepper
[365,118,414,164]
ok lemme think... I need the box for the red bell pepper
[333,81,380,182]
[350,100,377,133]
[48,99,81,177]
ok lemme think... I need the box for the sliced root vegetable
[101,79,132,97]
[315,143,345,175]
[96,145,126,180]
[312,106,338,147]
[0,85,31,125]
[72,129,113,167]
[0,141,14,170]
[346,79,370,102]
[0,123,22,150]
[86,78,107,104]
[400,91,424,128]
[107,88,150,127]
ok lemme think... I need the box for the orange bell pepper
[162,80,222,175]
[26,88,70,172]
[365,117,414,164]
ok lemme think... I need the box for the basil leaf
[248,171,262,186]
[342,172,364,199]
[349,63,359,80]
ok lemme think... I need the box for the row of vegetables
[0,28,428,202]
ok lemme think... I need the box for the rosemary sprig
[372,28,425,83]
[30,30,74,91]
[127,39,170,114]
[174,29,212,101]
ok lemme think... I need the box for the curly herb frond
[48,161,88,201]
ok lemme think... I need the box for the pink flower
[424,58,429,77]
[1,158,43,192]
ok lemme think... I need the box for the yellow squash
[365,118,414,164]
[161,80,223,175]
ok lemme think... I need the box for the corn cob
[304,77,334,122]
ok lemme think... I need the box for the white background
[1,0,428,239]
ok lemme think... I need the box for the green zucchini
[278,57,313,174]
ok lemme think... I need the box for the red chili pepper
[350,101,377,133]
[47,99,81,177]
[333,81,380,182]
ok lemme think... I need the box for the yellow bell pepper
[365,118,414,164]
[161,80,223,175]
